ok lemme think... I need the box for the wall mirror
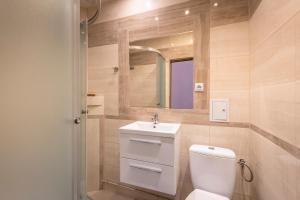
[129,31,197,109]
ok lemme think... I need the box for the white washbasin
[119,121,181,137]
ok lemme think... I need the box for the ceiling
[81,0,115,8]
[81,0,98,8]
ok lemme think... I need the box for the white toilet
[186,145,236,200]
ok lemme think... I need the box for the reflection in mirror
[129,46,166,108]
[129,32,194,109]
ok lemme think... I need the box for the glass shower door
[0,1,83,200]
[79,20,88,200]
[156,55,166,108]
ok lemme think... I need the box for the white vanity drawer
[119,133,175,166]
[120,158,177,195]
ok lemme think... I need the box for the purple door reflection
[170,60,193,109]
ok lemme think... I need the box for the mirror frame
[117,10,210,119]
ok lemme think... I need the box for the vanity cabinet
[119,121,181,195]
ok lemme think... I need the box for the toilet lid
[185,189,229,200]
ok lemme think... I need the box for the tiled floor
[87,190,134,200]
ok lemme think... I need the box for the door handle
[129,163,162,173]
[129,138,162,145]
[74,117,81,124]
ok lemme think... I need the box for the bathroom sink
[119,121,181,194]
[119,121,181,137]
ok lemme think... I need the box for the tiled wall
[87,21,252,200]
[87,0,300,199]
[129,64,158,107]
[249,0,300,199]
[86,119,100,192]
[249,131,300,200]
[88,44,119,116]
[87,21,251,120]
[250,0,300,149]
[210,21,250,123]
[102,118,251,200]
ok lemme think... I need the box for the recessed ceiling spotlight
[146,0,152,9]
[185,9,190,15]
[213,2,219,7]
[154,16,159,21]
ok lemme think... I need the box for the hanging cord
[237,159,254,182]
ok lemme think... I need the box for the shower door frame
[72,0,87,200]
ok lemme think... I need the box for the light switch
[210,99,229,122]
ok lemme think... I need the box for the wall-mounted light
[154,16,159,21]
[185,9,190,15]
[213,2,219,7]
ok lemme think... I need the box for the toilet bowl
[186,189,229,200]
[186,145,236,200]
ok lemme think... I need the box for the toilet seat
[185,189,229,200]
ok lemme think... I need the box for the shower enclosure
[0,1,86,200]
[129,46,166,108]
[79,20,88,200]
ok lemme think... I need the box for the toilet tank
[189,145,236,198]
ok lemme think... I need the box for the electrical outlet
[194,83,204,92]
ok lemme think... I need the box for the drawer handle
[129,138,162,145]
[129,163,162,173]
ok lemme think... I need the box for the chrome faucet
[152,113,159,125]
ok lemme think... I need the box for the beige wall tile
[249,132,285,200]
[180,124,210,155]
[210,22,249,58]
[210,22,250,123]
[296,13,300,81]
[210,34,249,58]
[88,44,119,66]
[249,1,300,199]
[103,119,133,182]
[209,126,250,156]
[295,81,300,148]
[129,64,157,107]
[251,83,296,145]
[88,44,119,116]
[249,131,300,200]
[86,118,100,192]
[209,127,251,197]
[250,0,300,49]
[250,5,299,148]
[297,160,300,200]
[103,164,120,182]
[282,153,300,200]
[211,56,250,91]
[251,17,296,87]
